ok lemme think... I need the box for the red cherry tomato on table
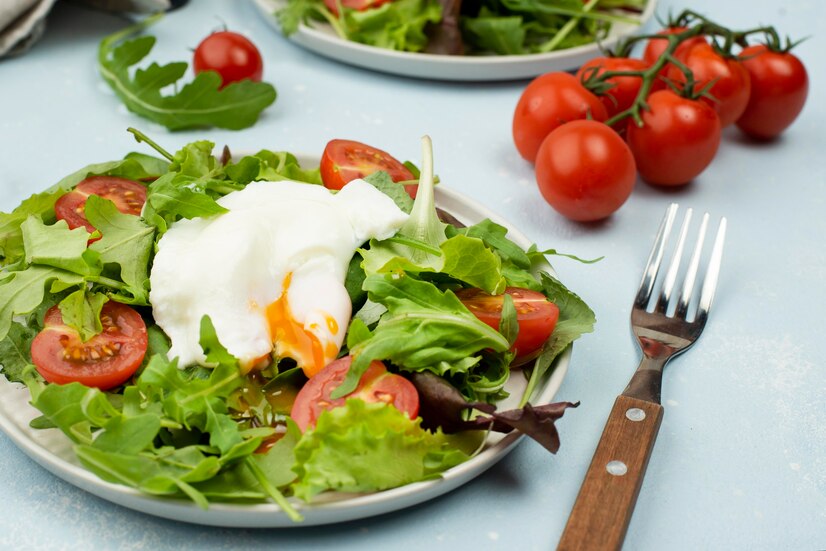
[576,57,653,117]
[626,90,721,187]
[31,302,148,390]
[290,356,419,432]
[512,72,608,163]
[54,176,147,237]
[534,120,636,222]
[455,287,559,363]
[193,31,264,89]
[736,45,809,140]
[323,0,391,16]
[666,42,751,127]
[643,26,707,78]
[320,139,417,198]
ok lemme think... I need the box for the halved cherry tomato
[666,42,751,127]
[512,72,608,163]
[323,0,391,16]
[31,302,148,390]
[736,45,809,139]
[193,31,264,89]
[54,176,147,237]
[320,139,417,198]
[290,356,419,432]
[456,287,559,363]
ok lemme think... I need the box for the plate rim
[0,178,572,528]
[252,0,659,81]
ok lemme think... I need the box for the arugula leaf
[98,15,277,131]
[0,267,84,340]
[0,322,37,384]
[86,195,155,304]
[363,171,414,214]
[21,217,100,276]
[336,273,510,397]
[58,290,109,342]
[519,271,596,406]
[147,174,229,221]
[291,400,468,501]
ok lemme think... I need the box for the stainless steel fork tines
[625,203,727,404]
[558,203,727,551]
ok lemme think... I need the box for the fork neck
[621,356,666,404]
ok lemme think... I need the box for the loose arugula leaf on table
[291,399,468,502]
[98,15,277,131]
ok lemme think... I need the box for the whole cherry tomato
[576,56,654,117]
[626,89,722,186]
[736,45,809,139]
[666,42,751,127]
[534,120,636,222]
[643,26,707,77]
[513,72,608,163]
[193,31,264,89]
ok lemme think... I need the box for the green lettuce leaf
[291,399,468,501]
[336,273,510,397]
[0,322,37,384]
[58,290,109,342]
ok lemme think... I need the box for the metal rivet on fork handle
[626,408,646,421]
[606,461,628,476]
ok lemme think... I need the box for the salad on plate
[0,132,594,522]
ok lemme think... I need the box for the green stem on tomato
[539,0,599,53]
[127,127,174,162]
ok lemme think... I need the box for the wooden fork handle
[557,396,664,551]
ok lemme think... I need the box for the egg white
[149,179,408,375]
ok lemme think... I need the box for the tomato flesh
[456,287,559,363]
[642,27,707,79]
[290,356,419,432]
[736,45,809,139]
[320,139,417,198]
[193,31,264,88]
[31,302,148,390]
[54,176,147,237]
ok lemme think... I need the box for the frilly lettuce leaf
[291,399,468,502]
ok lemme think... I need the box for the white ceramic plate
[252,0,658,81]
[0,180,571,528]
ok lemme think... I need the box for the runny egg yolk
[265,273,341,378]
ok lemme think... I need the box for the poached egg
[149,179,408,377]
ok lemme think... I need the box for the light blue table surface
[1,0,824,549]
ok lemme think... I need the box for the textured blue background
[0,0,824,549]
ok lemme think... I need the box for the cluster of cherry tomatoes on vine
[512,10,809,222]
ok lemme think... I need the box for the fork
[557,203,727,551]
